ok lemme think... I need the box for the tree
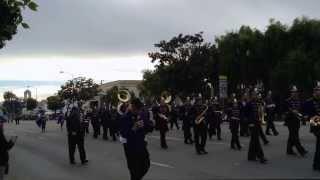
[0,0,38,49]
[2,91,22,121]
[143,17,320,100]
[58,77,100,109]
[145,32,216,97]
[47,95,65,116]
[26,98,37,111]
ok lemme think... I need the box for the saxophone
[195,105,208,125]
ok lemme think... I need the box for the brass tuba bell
[117,89,131,115]
[118,89,131,103]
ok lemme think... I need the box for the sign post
[219,76,228,99]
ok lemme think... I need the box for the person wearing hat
[247,90,268,164]
[305,82,320,170]
[180,97,194,144]
[285,85,308,156]
[191,97,208,155]
[66,106,88,165]
[120,98,154,180]
[210,97,223,141]
[240,92,250,137]
[0,121,15,180]
[265,91,279,136]
[229,97,242,150]
[154,101,170,149]
[257,93,269,145]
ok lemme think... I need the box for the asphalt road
[3,120,320,180]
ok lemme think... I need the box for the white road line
[151,161,174,168]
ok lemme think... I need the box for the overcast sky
[1,0,320,81]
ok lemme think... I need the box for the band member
[120,98,154,180]
[100,103,111,140]
[192,97,208,155]
[57,111,65,131]
[229,98,242,150]
[247,90,268,164]
[257,93,269,145]
[109,106,121,141]
[265,91,279,136]
[209,97,222,140]
[154,102,170,149]
[38,110,47,133]
[180,98,193,144]
[66,106,88,165]
[89,106,101,139]
[169,104,180,130]
[306,83,320,171]
[0,121,15,179]
[240,93,250,137]
[285,86,308,156]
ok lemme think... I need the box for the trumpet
[117,89,131,115]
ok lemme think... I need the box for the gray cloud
[2,0,320,57]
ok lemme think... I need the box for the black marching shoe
[201,150,208,154]
[301,151,308,157]
[287,151,297,156]
[70,161,76,165]
[81,160,89,165]
[260,158,268,164]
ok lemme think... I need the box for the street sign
[219,76,228,99]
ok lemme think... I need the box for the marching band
[4,83,320,179]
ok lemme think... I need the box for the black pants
[183,126,193,144]
[231,130,241,149]
[215,122,222,140]
[15,119,20,125]
[92,123,100,139]
[287,126,306,155]
[102,126,109,140]
[194,125,207,153]
[314,136,320,170]
[109,127,118,141]
[208,122,215,139]
[124,144,150,180]
[240,119,249,136]
[248,125,265,160]
[170,119,179,130]
[41,122,46,133]
[160,130,168,148]
[258,124,268,144]
[68,134,87,163]
[266,115,278,135]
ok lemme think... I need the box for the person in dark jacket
[100,103,111,140]
[265,91,279,136]
[285,86,308,156]
[247,90,268,164]
[229,99,242,150]
[66,106,88,165]
[120,98,154,180]
[180,99,193,144]
[154,103,170,149]
[0,122,15,179]
[305,83,320,170]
